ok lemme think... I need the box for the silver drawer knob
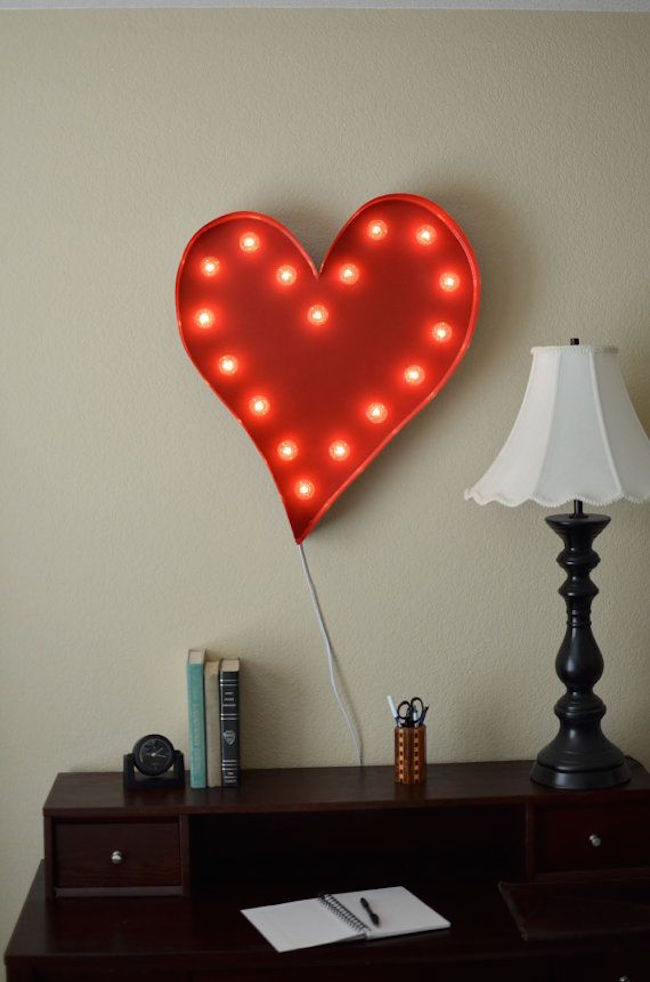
[110,850,123,865]
[588,833,602,848]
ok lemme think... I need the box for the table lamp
[465,340,650,790]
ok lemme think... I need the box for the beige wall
[1,7,649,965]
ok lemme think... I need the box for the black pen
[360,896,380,927]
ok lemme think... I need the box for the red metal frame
[176,194,480,541]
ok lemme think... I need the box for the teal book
[186,648,207,789]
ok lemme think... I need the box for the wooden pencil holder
[394,725,426,784]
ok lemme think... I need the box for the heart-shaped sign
[176,194,480,542]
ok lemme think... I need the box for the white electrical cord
[297,542,362,767]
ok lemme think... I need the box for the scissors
[396,697,427,727]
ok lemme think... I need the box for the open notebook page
[242,887,450,952]
[242,897,358,952]
[333,886,451,940]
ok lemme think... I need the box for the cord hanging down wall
[175,193,481,760]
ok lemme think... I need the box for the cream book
[241,886,450,952]
[204,657,221,787]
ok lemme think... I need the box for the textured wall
[1,8,648,967]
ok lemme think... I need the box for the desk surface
[7,863,650,975]
[43,758,650,817]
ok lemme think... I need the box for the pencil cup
[394,725,426,785]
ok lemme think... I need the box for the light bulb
[404,365,425,385]
[329,440,350,461]
[201,257,220,276]
[277,264,297,286]
[439,271,460,292]
[218,355,238,376]
[277,440,298,461]
[295,479,315,500]
[240,232,260,253]
[367,220,388,241]
[307,304,329,326]
[431,321,452,342]
[195,308,215,329]
[366,402,388,423]
[339,263,359,285]
[249,395,270,416]
[415,225,436,246]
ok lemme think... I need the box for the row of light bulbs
[197,304,454,343]
[198,258,460,299]
[246,394,391,424]
[200,219,443,273]
[217,357,444,383]
[278,438,349,463]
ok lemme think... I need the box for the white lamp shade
[465,345,650,507]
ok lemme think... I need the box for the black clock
[133,734,174,776]
[123,734,185,790]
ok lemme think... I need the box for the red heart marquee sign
[176,194,480,542]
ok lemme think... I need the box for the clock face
[133,734,174,777]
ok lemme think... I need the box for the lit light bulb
[339,263,359,285]
[439,271,460,292]
[367,220,388,241]
[195,308,215,329]
[277,264,297,286]
[201,257,220,276]
[329,440,350,461]
[404,365,425,385]
[295,479,315,500]
[249,395,270,416]
[218,355,238,376]
[415,225,436,246]
[277,440,298,461]
[307,304,329,326]
[366,402,388,423]
[431,321,452,342]
[240,232,260,253]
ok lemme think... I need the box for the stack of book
[186,649,240,788]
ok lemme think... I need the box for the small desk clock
[123,734,185,790]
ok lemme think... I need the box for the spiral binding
[318,893,368,935]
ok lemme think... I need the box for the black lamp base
[531,757,630,791]
[529,510,630,792]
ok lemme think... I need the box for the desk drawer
[536,803,650,873]
[54,820,181,895]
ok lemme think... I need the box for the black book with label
[219,658,240,785]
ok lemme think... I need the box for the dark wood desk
[6,760,650,980]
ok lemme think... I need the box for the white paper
[242,897,356,953]
[242,886,450,952]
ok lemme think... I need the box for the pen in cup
[387,695,398,724]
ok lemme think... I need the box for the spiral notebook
[241,886,451,952]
